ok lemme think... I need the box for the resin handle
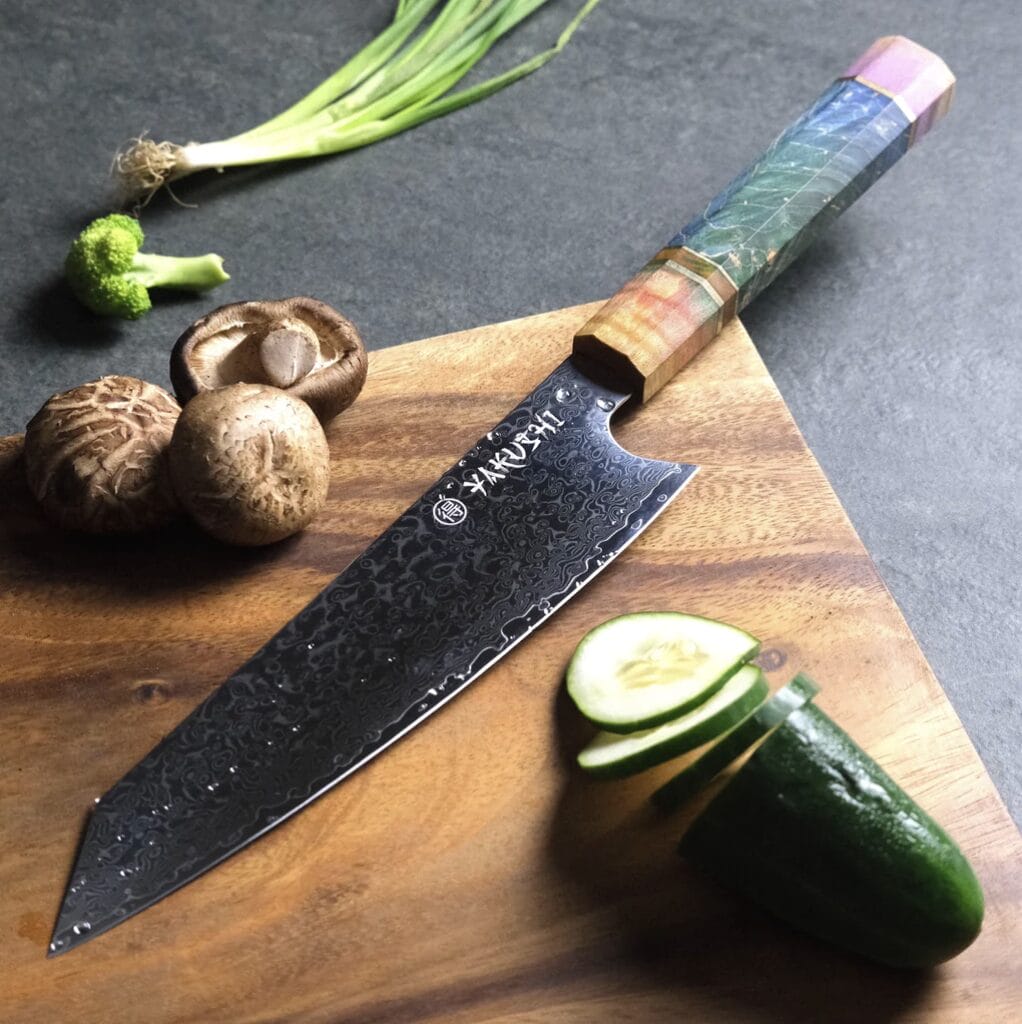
[573,36,955,402]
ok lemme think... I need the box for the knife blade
[50,36,954,955]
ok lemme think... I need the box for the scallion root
[113,138,184,204]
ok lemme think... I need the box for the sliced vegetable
[651,672,819,811]
[680,702,985,968]
[578,665,768,779]
[566,612,760,733]
[114,0,602,203]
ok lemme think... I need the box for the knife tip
[46,919,84,958]
[46,930,71,958]
[47,912,106,957]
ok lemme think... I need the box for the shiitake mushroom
[23,375,181,533]
[169,297,367,425]
[22,300,362,544]
[168,383,330,546]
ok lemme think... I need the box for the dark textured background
[1,1,1018,825]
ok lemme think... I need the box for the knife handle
[573,36,955,403]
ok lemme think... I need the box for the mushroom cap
[170,297,367,424]
[168,383,330,547]
[23,375,181,533]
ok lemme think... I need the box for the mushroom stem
[259,327,320,389]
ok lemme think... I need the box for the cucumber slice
[566,613,760,733]
[651,673,819,811]
[679,702,984,968]
[578,665,769,779]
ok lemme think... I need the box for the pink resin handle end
[842,35,955,141]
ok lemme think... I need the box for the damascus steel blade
[50,358,696,954]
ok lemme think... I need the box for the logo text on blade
[433,497,468,527]
[461,410,566,499]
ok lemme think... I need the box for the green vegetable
[65,214,228,319]
[114,0,602,202]
[578,664,768,779]
[566,612,759,733]
[680,702,985,968]
[651,672,819,811]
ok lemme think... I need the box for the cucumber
[578,665,768,779]
[679,702,985,968]
[651,673,819,811]
[566,613,759,733]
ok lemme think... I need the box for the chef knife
[50,36,954,955]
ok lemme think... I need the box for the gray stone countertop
[1,0,1018,825]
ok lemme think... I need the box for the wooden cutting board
[0,304,1018,1023]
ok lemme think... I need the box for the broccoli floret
[65,213,229,319]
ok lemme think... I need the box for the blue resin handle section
[670,78,910,308]
[573,36,955,403]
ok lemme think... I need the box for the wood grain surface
[1,305,1018,1024]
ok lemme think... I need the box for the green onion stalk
[115,0,601,203]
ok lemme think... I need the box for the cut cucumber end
[679,702,985,969]
[566,612,760,733]
[651,673,820,812]
[578,665,769,780]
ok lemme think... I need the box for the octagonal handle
[573,36,955,402]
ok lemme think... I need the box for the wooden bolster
[572,247,738,404]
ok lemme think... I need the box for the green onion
[115,0,601,203]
